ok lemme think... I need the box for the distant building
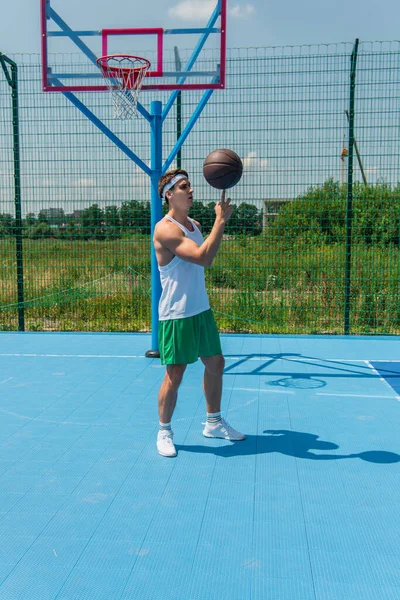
[40,208,65,224]
[263,198,293,228]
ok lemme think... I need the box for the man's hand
[214,190,233,223]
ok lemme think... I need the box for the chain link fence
[1,42,399,333]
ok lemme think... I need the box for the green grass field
[1,236,399,334]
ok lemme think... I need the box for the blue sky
[1,1,399,215]
[1,0,400,56]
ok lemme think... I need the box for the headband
[162,174,187,199]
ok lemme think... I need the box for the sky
[1,0,399,215]
[1,0,400,57]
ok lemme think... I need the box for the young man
[153,168,245,457]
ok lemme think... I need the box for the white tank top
[158,215,210,320]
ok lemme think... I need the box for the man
[153,168,245,457]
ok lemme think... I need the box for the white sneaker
[203,418,245,441]
[157,430,177,457]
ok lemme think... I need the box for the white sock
[159,421,172,431]
[206,412,222,425]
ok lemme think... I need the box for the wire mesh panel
[0,43,399,333]
[0,86,18,331]
[1,55,153,332]
[198,45,353,333]
[348,43,400,332]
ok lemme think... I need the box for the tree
[119,200,151,234]
[268,179,400,246]
[139,201,151,235]
[120,200,144,233]
[25,213,36,228]
[57,222,79,240]
[104,205,121,239]
[0,213,15,236]
[37,210,49,224]
[80,204,105,240]
[27,222,53,239]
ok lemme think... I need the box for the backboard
[40,0,226,92]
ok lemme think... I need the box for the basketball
[203,148,243,190]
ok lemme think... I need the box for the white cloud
[168,1,255,22]
[243,151,256,168]
[243,151,268,170]
[71,179,96,188]
[229,4,255,18]
[168,0,216,22]
[130,171,149,188]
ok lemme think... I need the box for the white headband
[162,174,187,199]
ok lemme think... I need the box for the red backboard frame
[40,0,227,92]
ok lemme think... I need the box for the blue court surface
[0,332,400,600]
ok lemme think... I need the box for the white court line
[1,354,399,362]
[0,353,146,359]
[366,360,383,378]
[225,357,400,363]
[365,360,400,401]
[316,392,400,399]
[0,377,13,384]
[0,408,107,426]
[364,359,400,363]
[229,386,295,394]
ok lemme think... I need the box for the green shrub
[269,179,400,247]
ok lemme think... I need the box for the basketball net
[97,55,151,119]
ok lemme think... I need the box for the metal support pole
[174,47,182,169]
[344,38,359,335]
[146,101,163,358]
[345,109,367,185]
[0,54,25,331]
[176,94,182,169]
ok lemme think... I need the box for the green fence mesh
[1,42,399,333]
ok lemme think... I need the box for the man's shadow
[176,430,400,463]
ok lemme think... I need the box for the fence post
[344,39,359,335]
[0,53,25,331]
[145,101,163,358]
[174,47,182,170]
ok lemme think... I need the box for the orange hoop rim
[96,54,151,76]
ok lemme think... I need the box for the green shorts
[158,309,222,365]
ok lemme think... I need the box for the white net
[97,55,150,119]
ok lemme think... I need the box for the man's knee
[165,364,186,389]
[203,354,225,375]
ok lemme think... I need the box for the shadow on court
[176,430,400,463]
[223,352,400,391]
[223,352,392,383]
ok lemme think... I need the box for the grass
[1,235,399,334]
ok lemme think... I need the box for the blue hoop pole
[146,101,163,358]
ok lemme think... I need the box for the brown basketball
[203,148,243,190]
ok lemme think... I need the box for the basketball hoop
[96,54,151,119]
